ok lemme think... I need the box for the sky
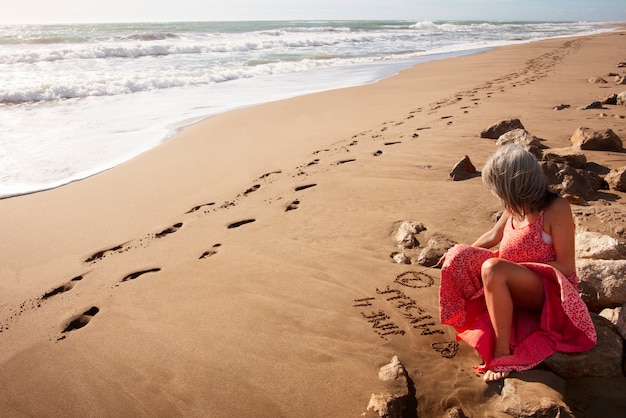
[2,0,625,24]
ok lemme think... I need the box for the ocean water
[0,20,608,198]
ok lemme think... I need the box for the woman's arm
[471,210,510,249]
[543,196,577,277]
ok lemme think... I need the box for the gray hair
[482,144,548,217]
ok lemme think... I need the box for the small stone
[449,155,478,181]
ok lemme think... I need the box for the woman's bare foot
[483,369,510,382]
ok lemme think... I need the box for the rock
[417,235,457,267]
[489,371,573,418]
[572,205,626,239]
[390,252,411,265]
[496,128,541,147]
[542,148,587,169]
[577,101,604,110]
[617,91,626,105]
[365,356,409,418]
[599,306,621,324]
[605,166,626,192]
[616,75,626,85]
[553,104,570,111]
[575,231,624,260]
[599,305,626,340]
[543,314,623,378]
[480,118,525,139]
[618,304,626,340]
[449,155,478,181]
[588,76,608,83]
[396,221,426,249]
[541,161,603,203]
[618,62,626,68]
[602,93,618,105]
[569,127,623,151]
[577,259,626,310]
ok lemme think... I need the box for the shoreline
[1,29,626,416]
[2,22,614,200]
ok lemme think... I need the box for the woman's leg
[480,258,545,382]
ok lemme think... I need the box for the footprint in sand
[334,159,356,165]
[155,222,183,238]
[61,306,99,334]
[42,275,84,300]
[199,244,222,259]
[295,184,317,192]
[285,200,300,212]
[243,184,261,196]
[121,268,161,282]
[227,219,256,229]
[85,244,126,263]
[186,202,216,214]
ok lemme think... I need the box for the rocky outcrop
[543,315,623,378]
[480,118,525,139]
[365,356,410,418]
[617,91,626,105]
[569,127,623,151]
[605,166,626,192]
[575,231,625,260]
[496,128,541,147]
[577,259,626,310]
[542,148,587,169]
[602,93,618,105]
[488,371,573,418]
[541,160,603,203]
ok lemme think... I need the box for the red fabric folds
[438,212,596,373]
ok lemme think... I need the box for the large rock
[543,314,623,378]
[449,155,478,181]
[489,371,572,418]
[577,101,603,110]
[542,148,587,169]
[541,161,603,203]
[365,356,409,418]
[588,76,608,83]
[605,166,626,192]
[496,128,541,147]
[570,127,623,151]
[480,118,525,139]
[396,221,426,249]
[617,91,626,106]
[417,235,457,267]
[602,93,618,105]
[575,231,624,260]
[577,259,626,310]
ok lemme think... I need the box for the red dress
[439,211,597,373]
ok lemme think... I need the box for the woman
[439,144,596,382]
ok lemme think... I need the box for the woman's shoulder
[543,195,574,226]
[545,195,571,213]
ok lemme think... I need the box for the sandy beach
[1,28,626,417]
